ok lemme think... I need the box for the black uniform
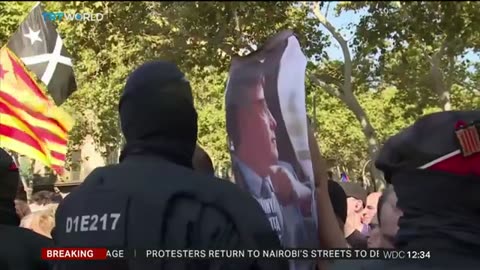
[0,148,53,270]
[0,224,53,270]
[52,61,286,270]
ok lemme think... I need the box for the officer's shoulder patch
[455,120,480,157]
[55,189,129,247]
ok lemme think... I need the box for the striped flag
[0,47,73,175]
[456,125,480,157]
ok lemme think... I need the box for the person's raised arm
[307,124,348,249]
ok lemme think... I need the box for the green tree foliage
[44,1,326,162]
[44,1,166,160]
[308,85,419,188]
[308,2,479,188]
[188,67,230,171]
[308,3,385,187]
[155,2,329,69]
[0,2,33,45]
[0,2,478,188]
[338,1,480,111]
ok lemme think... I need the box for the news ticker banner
[42,248,432,261]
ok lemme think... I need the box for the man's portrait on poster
[225,56,314,249]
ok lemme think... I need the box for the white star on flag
[23,27,42,45]
[6,2,77,105]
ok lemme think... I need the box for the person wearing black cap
[332,111,480,270]
[327,180,348,230]
[52,61,286,270]
[338,182,368,248]
[0,148,52,270]
[372,110,480,270]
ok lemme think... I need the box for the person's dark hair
[327,171,333,180]
[31,191,55,205]
[328,180,347,224]
[377,185,395,227]
[225,60,265,152]
[51,193,63,203]
[16,181,28,201]
[193,145,215,175]
[338,182,367,206]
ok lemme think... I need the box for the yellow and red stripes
[0,47,73,175]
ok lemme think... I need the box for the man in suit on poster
[226,60,313,250]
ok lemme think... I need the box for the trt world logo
[42,12,104,22]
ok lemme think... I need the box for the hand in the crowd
[306,120,349,249]
[269,165,296,205]
[344,214,362,237]
[14,199,31,219]
[307,123,328,190]
[20,210,54,239]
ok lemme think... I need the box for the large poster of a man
[225,30,318,270]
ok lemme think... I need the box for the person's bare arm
[307,125,348,250]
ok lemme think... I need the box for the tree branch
[234,7,241,33]
[223,7,257,56]
[426,37,450,64]
[437,38,450,60]
[233,8,245,49]
[212,4,233,46]
[325,2,331,19]
[427,37,453,110]
[207,4,236,57]
[445,54,455,92]
[246,44,257,53]
[219,44,236,57]
[312,2,353,94]
[310,74,344,100]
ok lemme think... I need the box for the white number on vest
[66,213,120,233]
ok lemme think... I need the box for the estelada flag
[0,47,73,175]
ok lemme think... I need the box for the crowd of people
[324,177,402,251]
[0,60,479,270]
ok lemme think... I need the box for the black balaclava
[0,148,20,226]
[391,170,480,254]
[118,61,197,168]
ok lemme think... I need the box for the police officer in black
[0,148,52,270]
[52,61,286,270]
[330,111,480,270]
[372,110,480,270]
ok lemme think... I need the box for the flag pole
[31,1,41,11]
[9,152,30,201]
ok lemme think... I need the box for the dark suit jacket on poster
[232,156,317,270]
